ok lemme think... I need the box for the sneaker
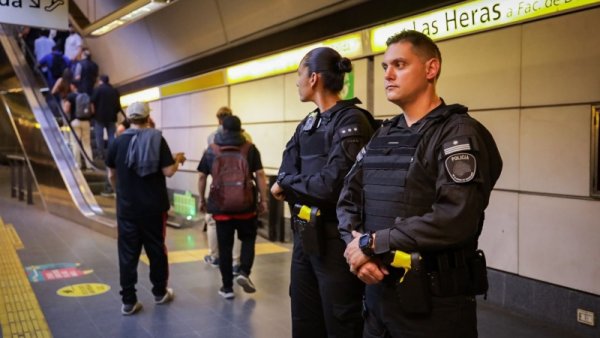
[218,287,234,299]
[121,302,142,316]
[203,255,219,268]
[154,287,174,304]
[235,274,256,293]
[232,264,241,276]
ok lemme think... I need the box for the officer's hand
[344,231,371,272]
[270,182,285,201]
[356,261,388,285]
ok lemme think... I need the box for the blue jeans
[94,120,116,159]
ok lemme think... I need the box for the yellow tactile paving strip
[141,242,290,265]
[0,217,52,338]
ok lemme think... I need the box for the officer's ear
[309,72,319,88]
[424,58,440,82]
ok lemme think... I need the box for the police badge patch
[444,152,476,183]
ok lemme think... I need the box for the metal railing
[6,154,33,205]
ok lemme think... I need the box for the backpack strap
[238,142,252,158]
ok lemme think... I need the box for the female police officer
[271,47,377,338]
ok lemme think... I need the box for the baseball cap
[126,102,150,119]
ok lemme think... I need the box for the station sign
[371,0,600,52]
[0,0,69,30]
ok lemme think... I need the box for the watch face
[359,234,370,248]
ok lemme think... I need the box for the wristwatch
[359,231,375,257]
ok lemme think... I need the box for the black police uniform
[277,98,376,338]
[337,102,503,338]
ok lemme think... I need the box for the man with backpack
[197,115,269,299]
[203,107,252,271]
[63,82,93,169]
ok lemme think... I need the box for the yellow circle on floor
[57,283,111,297]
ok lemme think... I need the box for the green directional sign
[341,71,355,100]
[173,191,196,218]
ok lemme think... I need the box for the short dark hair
[300,47,352,93]
[129,116,149,125]
[100,74,109,83]
[386,30,442,79]
[222,115,241,132]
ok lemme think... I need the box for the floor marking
[0,217,52,337]
[6,224,23,250]
[140,242,290,265]
[56,283,110,297]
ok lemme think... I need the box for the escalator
[0,24,117,236]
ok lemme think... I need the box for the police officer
[271,47,377,338]
[337,30,503,338]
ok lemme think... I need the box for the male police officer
[337,30,502,337]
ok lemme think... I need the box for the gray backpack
[75,93,92,120]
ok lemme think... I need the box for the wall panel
[188,87,229,126]
[522,7,600,106]
[520,105,590,196]
[480,191,519,273]
[470,109,519,190]
[188,126,219,161]
[148,100,162,130]
[162,128,190,160]
[438,26,521,110]
[242,123,289,175]
[161,95,191,128]
[231,77,285,123]
[519,195,600,295]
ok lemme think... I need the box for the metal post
[26,167,33,205]
[17,159,24,201]
[9,157,16,198]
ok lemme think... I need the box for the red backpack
[207,142,256,214]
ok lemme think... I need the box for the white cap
[126,101,150,119]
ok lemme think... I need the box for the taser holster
[392,252,431,314]
[292,204,324,256]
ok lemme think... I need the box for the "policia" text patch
[444,152,476,183]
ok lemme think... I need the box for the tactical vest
[362,107,458,232]
[298,104,376,221]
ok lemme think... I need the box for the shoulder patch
[442,137,472,156]
[445,152,476,183]
[338,124,362,138]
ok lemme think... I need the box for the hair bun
[337,58,353,73]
